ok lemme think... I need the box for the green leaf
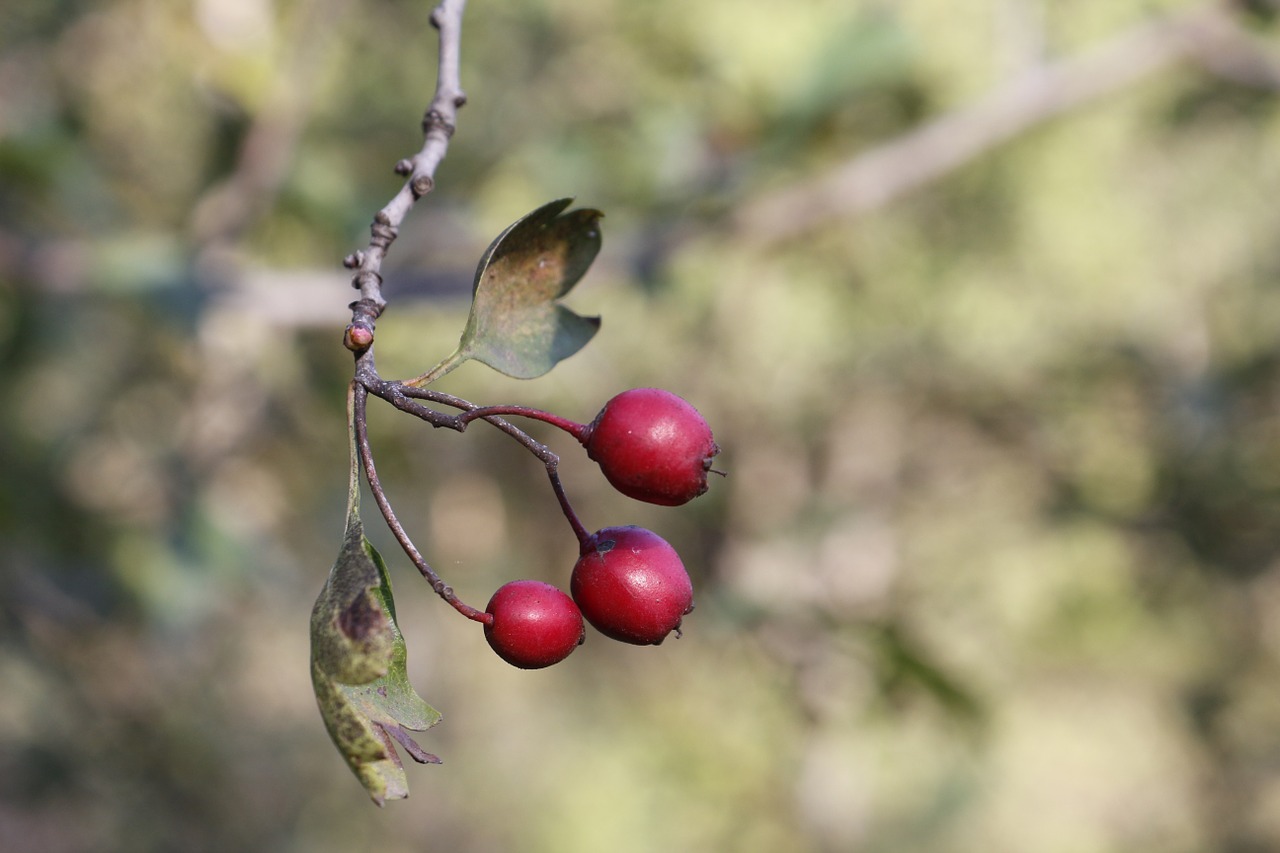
[455,198,603,380]
[310,384,442,806]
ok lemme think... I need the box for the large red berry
[484,580,585,669]
[582,388,719,507]
[571,526,694,645]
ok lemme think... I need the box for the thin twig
[345,0,469,351]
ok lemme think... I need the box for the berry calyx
[571,526,694,645]
[484,580,585,669]
[581,388,720,507]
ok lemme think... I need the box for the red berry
[571,526,694,645]
[582,388,719,507]
[484,580,585,669]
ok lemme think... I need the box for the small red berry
[484,580,585,669]
[582,388,719,507]
[571,526,694,645]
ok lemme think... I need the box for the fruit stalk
[353,383,493,625]
[454,404,589,441]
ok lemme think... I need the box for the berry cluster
[479,388,718,668]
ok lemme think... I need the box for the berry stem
[353,382,493,625]
[455,404,589,441]
[355,370,596,556]
[397,386,593,547]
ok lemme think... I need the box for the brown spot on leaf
[338,591,385,641]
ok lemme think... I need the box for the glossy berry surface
[582,388,719,507]
[484,580,585,669]
[571,526,694,645]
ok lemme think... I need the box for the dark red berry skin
[484,580,585,669]
[571,526,694,645]
[582,388,720,507]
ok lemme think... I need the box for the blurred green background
[4,0,1280,850]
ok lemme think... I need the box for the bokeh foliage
[3,0,1280,850]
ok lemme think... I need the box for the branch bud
[345,323,375,351]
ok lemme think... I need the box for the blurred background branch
[731,1,1280,245]
[189,0,352,249]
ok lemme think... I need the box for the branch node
[454,92,468,108]
[370,218,398,250]
[343,251,365,270]
[394,159,414,176]
[422,109,457,138]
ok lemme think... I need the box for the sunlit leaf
[456,198,603,380]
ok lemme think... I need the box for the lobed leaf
[455,198,603,379]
